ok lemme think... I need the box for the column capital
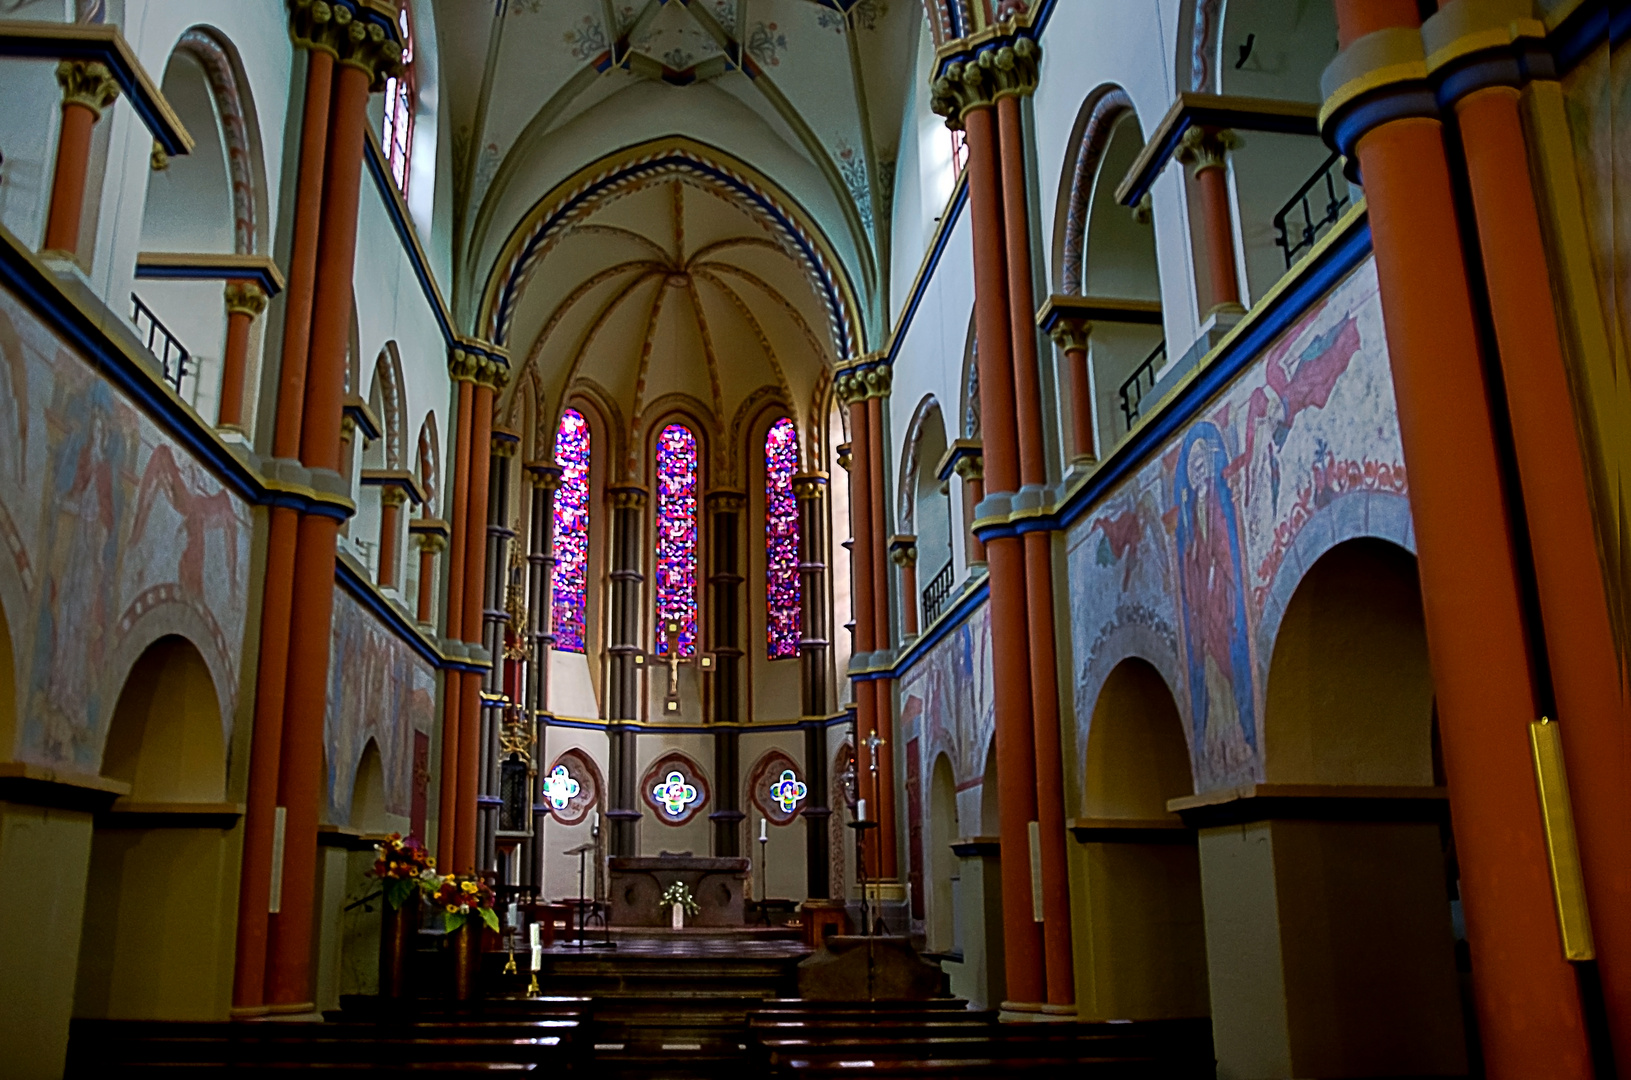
[706,489,747,514]
[864,365,892,400]
[1048,319,1089,352]
[290,0,405,90]
[888,535,918,568]
[608,484,648,510]
[835,443,853,473]
[223,280,269,319]
[410,516,450,551]
[938,438,985,483]
[930,14,1040,130]
[379,484,409,509]
[526,461,563,489]
[450,338,510,390]
[55,59,119,119]
[491,427,521,459]
[1176,125,1241,177]
[834,369,869,407]
[793,472,830,500]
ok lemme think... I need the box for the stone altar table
[608,854,751,927]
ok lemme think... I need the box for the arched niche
[1079,110,1165,446]
[926,753,959,953]
[1264,539,1433,786]
[76,636,233,1021]
[0,597,15,761]
[142,50,234,255]
[978,742,999,836]
[1077,657,1209,1021]
[99,635,225,803]
[1084,657,1193,819]
[901,396,952,627]
[350,739,390,835]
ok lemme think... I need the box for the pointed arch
[370,342,407,470]
[416,412,440,517]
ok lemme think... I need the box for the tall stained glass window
[655,423,699,657]
[552,409,590,653]
[381,4,415,194]
[765,417,801,659]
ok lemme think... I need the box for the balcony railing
[921,559,956,627]
[1273,151,1350,270]
[1118,339,1167,429]
[130,293,190,394]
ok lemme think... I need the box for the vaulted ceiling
[435,0,927,476]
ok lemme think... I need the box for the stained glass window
[655,423,698,657]
[552,408,590,653]
[765,417,801,659]
[381,5,414,194]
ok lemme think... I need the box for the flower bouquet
[371,832,436,909]
[660,881,699,929]
[433,873,501,934]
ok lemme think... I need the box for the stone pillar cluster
[707,490,746,856]
[931,13,1073,1015]
[524,462,561,888]
[795,472,832,899]
[232,0,406,1016]
[605,485,648,857]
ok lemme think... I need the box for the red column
[1178,127,1242,313]
[866,391,899,881]
[955,456,985,566]
[415,531,442,624]
[438,373,475,872]
[1452,79,1631,1063]
[43,61,117,254]
[231,49,332,1016]
[377,487,405,589]
[219,281,266,430]
[998,93,1075,1010]
[843,385,879,877]
[265,59,374,1012]
[893,541,919,638]
[1327,4,1594,1074]
[1051,322,1093,461]
[456,380,497,873]
[963,100,1045,1010]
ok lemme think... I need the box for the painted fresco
[324,587,437,824]
[897,602,993,789]
[0,290,252,770]
[1067,258,1411,791]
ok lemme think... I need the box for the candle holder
[755,831,771,926]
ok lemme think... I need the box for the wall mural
[324,587,437,825]
[0,292,252,771]
[897,602,994,792]
[1067,258,1410,791]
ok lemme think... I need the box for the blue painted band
[334,557,444,669]
[1326,87,1438,158]
[888,576,990,679]
[1550,1,1612,73]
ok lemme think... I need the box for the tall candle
[759,815,768,842]
[858,798,867,821]
[530,944,542,972]
[529,922,540,948]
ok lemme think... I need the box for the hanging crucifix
[655,619,714,715]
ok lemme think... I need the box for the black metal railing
[921,559,956,626]
[130,293,190,393]
[1273,151,1349,269]
[1118,339,1167,429]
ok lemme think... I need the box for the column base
[228,1005,270,1019]
[999,1001,1078,1022]
[265,1001,317,1016]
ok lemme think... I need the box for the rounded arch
[416,412,440,517]
[480,138,864,361]
[1264,538,1433,786]
[173,26,265,254]
[1055,85,1136,295]
[1084,657,1193,818]
[896,395,943,533]
[100,635,224,802]
[926,751,959,952]
[368,342,407,471]
[142,45,236,254]
[959,310,980,440]
[350,738,389,833]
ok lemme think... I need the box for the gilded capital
[609,485,648,510]
[930,15,1039,129]
[706,490,747,514]
[835,370,869,407]
[56,60,119,119]
[889,536,918,568]
[953,453,985,483]
[380,485,409,508]
[836,443,853,473]
[1049,319,1090,353]
[290,1,404,89]
[864,366,892,400]
[491,430,520,459]
[415,530,447,554]
[1177,126,1241,177]
[223,280,268,319]
[792,472,829,500]
[527,462,563,490]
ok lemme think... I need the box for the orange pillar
[377,487,405,589]
[998,90,1075,1011]
[954,454,985,566]
[892,539,918,638]
[438,371,475,872]
[1451,78,1631,1063]
[1325,4,1593,1074]
[415,530,443,625]
[456,378,497,873]
[962,95,1046,1009]
[1178,126,1242,314]
[1051,321,1094,461]
[43,61,117,254]
[866,388,899,881]
[265,56,376,1012]
[231,47,332,1016]
[840,376,879,877]
[218,281,266,430]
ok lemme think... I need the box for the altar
[608,854,751,927]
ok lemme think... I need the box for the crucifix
[865,730,884,809]
[655,620,713,715]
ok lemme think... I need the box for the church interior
[0,0,1625,1077]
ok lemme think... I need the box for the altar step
[498,932,809,1077]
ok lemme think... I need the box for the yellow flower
[445,904,459,914]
